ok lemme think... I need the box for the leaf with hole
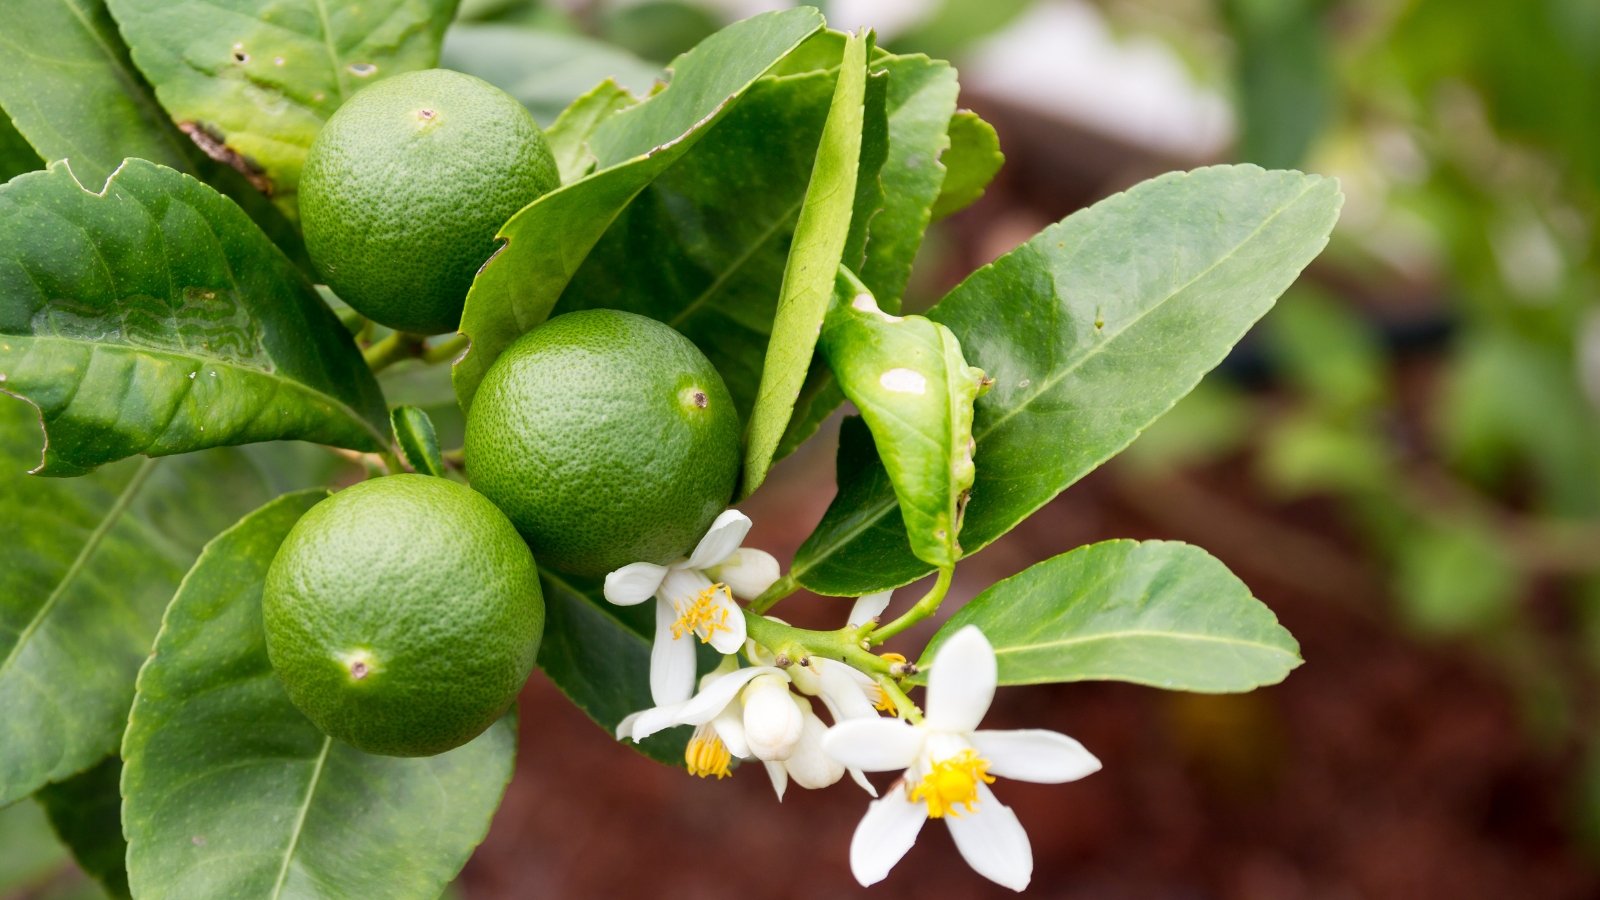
[121,489,516,899]
[107,0,457,214]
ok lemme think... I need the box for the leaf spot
[880,368,927,395]
[192,835,207,846]
[348,62,377,77]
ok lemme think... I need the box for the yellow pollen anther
[908,750,994,818]
[870,684,899,715]
[672,583,734,643]
[684,723,732,779]
[880,652,908,665]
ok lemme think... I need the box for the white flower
[762,694,845,800]
[822,626,1101,892]
[604,510,780,704]
[618,662,797,778]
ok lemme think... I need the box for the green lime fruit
[464,309,740,577]
[299,68,559,335]
[263,474,543,757]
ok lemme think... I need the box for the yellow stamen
[672,583,734,643]
[684,723,732,779]
[908,750,994,818]
[869,684,899,715]
[880,652,908,666]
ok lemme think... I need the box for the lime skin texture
[299,68,559,335]
[464,309,741,579]
[263,474,544,757]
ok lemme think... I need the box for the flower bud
[784,697,845,790]
[741,674,803,761]
[709,548,781,600]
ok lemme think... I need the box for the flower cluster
[604,511,1100,892]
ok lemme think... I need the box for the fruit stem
[422,334,469,365]
[866,566,954,646]
[363,331,428,372]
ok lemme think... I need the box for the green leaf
[819,279,986,567]
[0,798,69,895]
[0,0,193,190]
[0,114,42,183]
[441,24,660,125]
[0,397,274,806]
[920,540,1302,692]
[857,54,959,307]
[36,756,131,899]
[794,165,1344,595]
[0,159,388,476]
[537,572,686,766]
[106,0,457,214]
[1225,0,1334,169]
[543,80,642,183]
[741,31,868,498]
[122,490,516,899]
[931,110,1002,221]
[391,406,444,477]
[451,7,825,409]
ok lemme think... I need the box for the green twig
[868,566,953,645]
[749,573,800,614]
[422,334,469,365]
[742,610,894,677]
[875,674,923,723]
[362,332,427,372]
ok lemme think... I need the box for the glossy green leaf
[794,166,1344,595]
[441,24,660,125]
[537,572,686,766]
[544,80,641,183]
[819,280,986,567]
[451,7,824,410]
[0,0,192,190]
[921,540,1302,692]
[36,756,131,899]
[0,397,274,806]
[106,0,456,214]
[391,405,444,477]
[931,110,1002,221]
[0,159,388,476]
[0,115,42,183]
[857,54,959,307]
[122,490,516,899]
[741,31,868,498]
[1225,0,1334,169]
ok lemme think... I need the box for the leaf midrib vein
[268,735,332,899]
[993,628,1299,657]
[0,457,158,681]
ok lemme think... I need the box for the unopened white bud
[784,697,845,790]
[742,674,803,761]
[710,549,781,600]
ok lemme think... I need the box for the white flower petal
[705,590,747,654]
[629,699,692,741]
[784,701,845,790]
[711,706,750,759]
[849,766,878,797]
[649,600,697,706]
[946,783,1032,892]
[743,675,804,761]
[603,562,668,605]
[765,761,789,801]
[678,666,783,727]
[823,718,924,771]
[712,548,781,600]
[849,787,927,887]
[814,658,879,721]
[972,729,1102,784]
[924,625,996,734]
[848,590,894,627]
[614,711,643,741]
[686,509,752,569]
[660,567,713,606]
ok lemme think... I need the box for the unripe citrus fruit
[263,474,543,757]
[299,68,559,335]
[464,309,740,577]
